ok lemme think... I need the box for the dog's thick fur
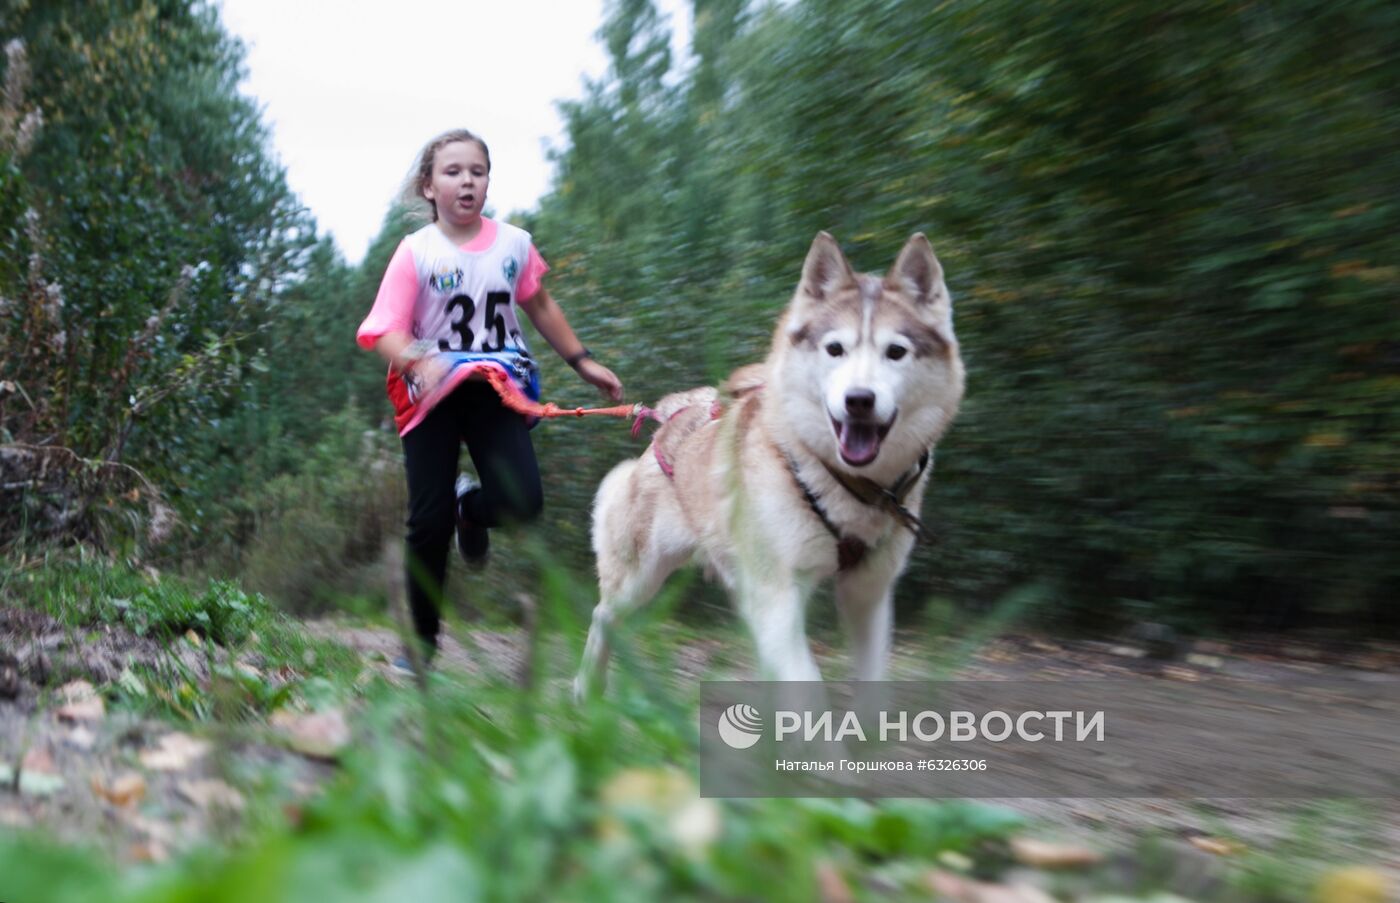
[574,233,964,697]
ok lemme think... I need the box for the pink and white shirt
[357,217,549,434]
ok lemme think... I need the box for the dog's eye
[825,342,844,357]
[886,345,907,361]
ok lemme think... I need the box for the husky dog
[574,233,964,697]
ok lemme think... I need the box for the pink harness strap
[631,405,663,438]
[653,444,676,478]
[639,402,723,479]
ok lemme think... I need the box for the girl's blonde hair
[398,129,492,222]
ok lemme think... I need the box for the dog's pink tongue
[839,421,881,466]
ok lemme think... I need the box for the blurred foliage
[234,404,402,614]
[0,0,321,554]
[0,552,361,718]
[4,552,268,644]
[519,0,1400,633]
[0,558,1385,901]
[0,558,1037,903]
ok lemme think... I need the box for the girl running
[357,128,623,666]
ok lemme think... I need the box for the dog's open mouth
[830,413,895,467]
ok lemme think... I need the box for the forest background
[2,0,1397,640]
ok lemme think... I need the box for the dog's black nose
[845,389,876,416]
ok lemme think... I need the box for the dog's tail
[721,363,766,399]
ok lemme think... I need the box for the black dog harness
[780,447,932,571]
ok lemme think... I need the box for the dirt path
[4,604,1398,883]
[306,616,1400,887]
[0,606,334,862]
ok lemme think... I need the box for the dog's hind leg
[574,547,685,701]
[574,460,690,701]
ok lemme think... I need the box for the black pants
[401,381,543,649]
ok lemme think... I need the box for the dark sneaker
[455,473,490,568]
[391,643,435,681]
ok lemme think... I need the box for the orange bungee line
[482,366,649,424]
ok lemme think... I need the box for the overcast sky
[218,0,691,265]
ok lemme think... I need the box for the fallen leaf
[55,680,105,722]
[22,745,56,773]
[65,726,97,751]
[271,708,350,759]
[16,749,64,797]
[1010,837,1104,868]
[815,859,853,903]
[1188,835,1245,856]
[117,809,178,847]
[176,779,244,813]
[92,772,146,807]
[597,767,722,856]
[1314,866,1390,903]
[925,869,1058,903]
[139,733,211,771]
[126,840,169,863]
[19,771,65,796]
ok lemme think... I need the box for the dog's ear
[798,232,856,303]
[885,233,945,306]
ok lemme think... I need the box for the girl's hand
[576,358,623,402]
[411,353,453,397]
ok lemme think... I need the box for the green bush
[0,553,268,646]
[521,0,1400,634]
[234,405,402,615]
[101,577,269,646]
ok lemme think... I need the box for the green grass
[1,554,1389,902]
[0,669,1028,902]
[3,549,268,644]
[0,551,361,722]
[0,553,1031,902]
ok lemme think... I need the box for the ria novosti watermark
[720,702,1105,747]
[700,680,1400,798]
